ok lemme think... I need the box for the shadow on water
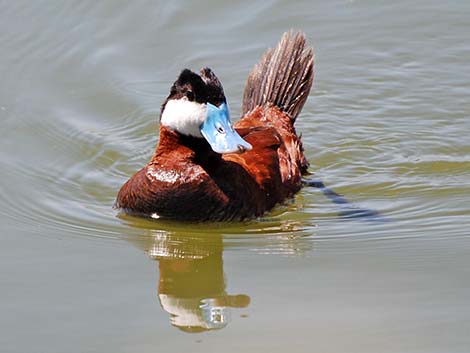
[302,179,388,223]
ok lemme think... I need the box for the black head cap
[161,68,226,115]
[200,67,226,106]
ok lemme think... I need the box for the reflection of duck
[116,31,314,221]
[136,231,250,332]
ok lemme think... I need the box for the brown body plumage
[116,31,314,221]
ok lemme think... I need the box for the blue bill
[200,103,252,154]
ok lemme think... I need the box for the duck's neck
[153,126,219,164]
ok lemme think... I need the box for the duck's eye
[217,126,225,134]
[186,90,195,101]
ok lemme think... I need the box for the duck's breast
[116,155,230,220]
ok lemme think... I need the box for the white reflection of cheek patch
[161,97,207,137]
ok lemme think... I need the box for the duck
[116,31,314,221]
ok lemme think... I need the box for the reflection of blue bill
[200,298,231,330]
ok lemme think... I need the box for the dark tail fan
[242,31,314,121]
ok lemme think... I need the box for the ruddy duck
[116,31,314,221]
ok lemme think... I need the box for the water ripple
[1,0,469,254]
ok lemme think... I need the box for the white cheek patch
[160,98,207,137]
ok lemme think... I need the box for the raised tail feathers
[242,31,314,121]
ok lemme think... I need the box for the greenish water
[1,1,469,352]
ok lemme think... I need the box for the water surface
[1,1,469,352]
